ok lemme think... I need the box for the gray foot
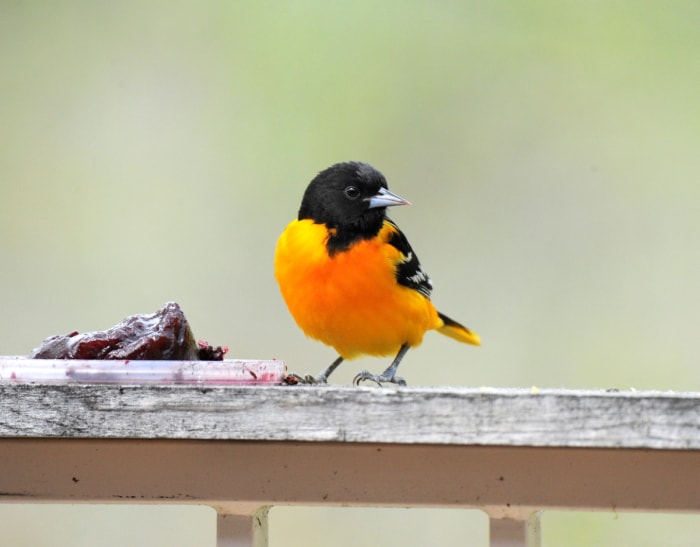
[353,370,407,387]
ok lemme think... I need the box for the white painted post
[216,507,270,547]
[489,512,541,547]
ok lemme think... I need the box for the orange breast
[274,219,441,359]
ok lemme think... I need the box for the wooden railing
[1,383,699,546]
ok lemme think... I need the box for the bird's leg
[288,355,344,385]
[309,355,344,384]
[353,344,410,387]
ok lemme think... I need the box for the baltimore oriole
[274,161,480,386]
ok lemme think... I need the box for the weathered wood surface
[1,384,698,449]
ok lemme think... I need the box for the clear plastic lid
[0,357,286,385]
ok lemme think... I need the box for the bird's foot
[284,356,344,386]
[285,372,329,385]
[352,370,407,387]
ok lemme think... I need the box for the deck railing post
[488,511,541,547]
[216,506,270,547]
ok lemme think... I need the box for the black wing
[385,220,433,299]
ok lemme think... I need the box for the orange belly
[274,219,441,359]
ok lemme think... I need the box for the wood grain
[1,384,698,449]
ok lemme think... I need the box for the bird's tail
[437,312,481,346]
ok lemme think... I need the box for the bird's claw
[285,372,329,385]
[352,370,407,387]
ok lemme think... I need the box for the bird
[274,161,480,386]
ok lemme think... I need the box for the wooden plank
[0,384,698,449]
[1,439,699,513]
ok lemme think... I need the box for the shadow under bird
[274,161,480,386]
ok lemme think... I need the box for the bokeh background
[2,1,699,545]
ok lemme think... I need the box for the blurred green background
[1,1,699,545]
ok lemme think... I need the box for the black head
[298,162,409,253]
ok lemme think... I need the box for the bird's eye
[344,186,361,200]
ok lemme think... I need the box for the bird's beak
[367,187,411,209]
